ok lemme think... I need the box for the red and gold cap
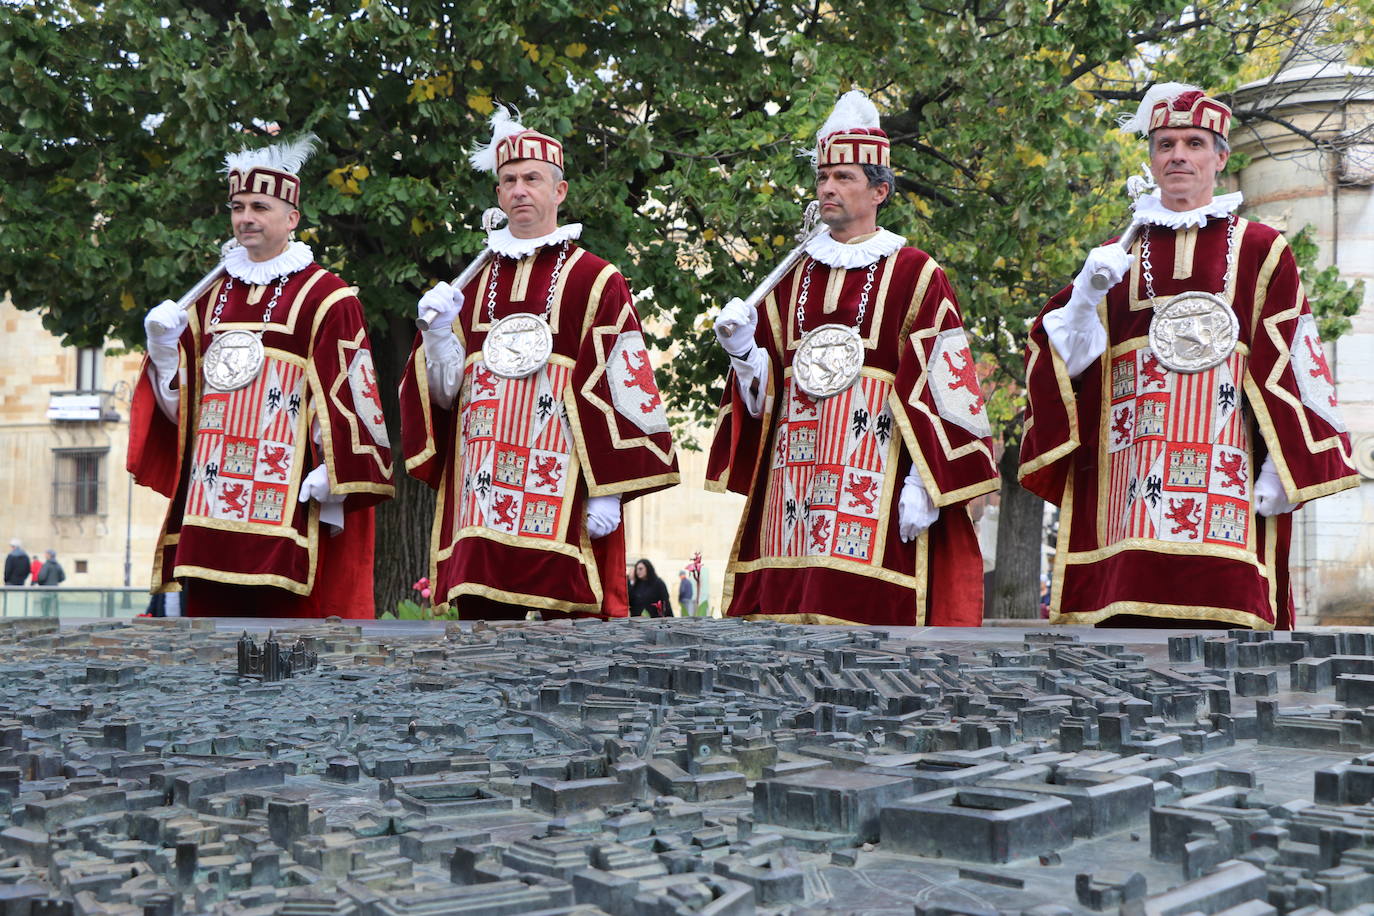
[1121,83,1231,141]
[811,91,889,167]
[224,133,318,206]
[471,106,565,174]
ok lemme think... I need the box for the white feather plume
[224,132,320,176]
[803,90,881,165]
[1117,82,1201,135]
[469,105,527,173]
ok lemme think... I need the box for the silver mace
[717,200,824,335]
[416,207,508,331]
[1090,164,1157,290]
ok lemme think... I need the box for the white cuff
[1044,295,1108,378]
[729,347,768,419]
[586,494,622,539]
[148,355,181,423]
[422,329,464,410]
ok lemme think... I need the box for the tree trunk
[369,314,435,617]
[987,441,1045,619]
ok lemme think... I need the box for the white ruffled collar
[1131,191,1244,229]
[224,241,314,285]
[486,223,583,258]
[804,228,906,269]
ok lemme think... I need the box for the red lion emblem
[792,391,819,417]
[1306,337,1338,407]
[532,455,562,489]
[492,493,518,527]
[1165,497,1202,538]
[474,366,498,397]
[220,482,249,517]
[844,476,879,512]
[1214,453,1247,494]
[942,347,985,414]
[620,350,662,414]
[1111,407,1132,446]
[356,362,385,428]
[809,516,832,552]
[1140,353,1167,389]
[260,446,290,480]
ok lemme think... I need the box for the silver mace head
[481,207,509,231]
[799,200,821,240]
[1125,162,1157,202]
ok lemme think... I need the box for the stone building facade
[1232,52,1374,624]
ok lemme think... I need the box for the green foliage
[1290,225,1366,340]
[1,0,1367,429]
[382,597,459,620]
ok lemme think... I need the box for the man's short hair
[862,163,897,212]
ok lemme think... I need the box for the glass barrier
[0,587,150,618]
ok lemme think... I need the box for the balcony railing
[47,389,121,422]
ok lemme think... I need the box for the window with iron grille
[52,448,106,517]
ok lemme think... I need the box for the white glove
[586,494,622,539]
[144,300,187,420]
[1070,244,1134,310]
[1044,244,1132,379]
[714,297,757,358]
[417,281,464,333]
[1255,455,1297,517]
[898,464,939,543]
[298,464,344,505]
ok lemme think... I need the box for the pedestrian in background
[37,550,65,586]
[678,570,695,616]
[4,539,29,586]
[629,558,671,618]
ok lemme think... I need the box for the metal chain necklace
[202,271,294,392]
[1141,214,1241,373]
[792,256,879,399]
[482,240,569,379]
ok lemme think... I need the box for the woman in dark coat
[628,558,672,618]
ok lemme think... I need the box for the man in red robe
[400,109,679,619]
[129,134,395,617]
[707,92,999,626]
[1020,84,1358,628]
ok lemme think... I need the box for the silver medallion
[202,329,265,392]
[485,312,553,379]
[1148,291,1239,373]
[793,323,864,398]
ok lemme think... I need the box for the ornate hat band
[1148,91,1232,141]
[227,166,302,206]
[494,130,565,172]
[817,128,890,168]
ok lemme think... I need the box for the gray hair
[861,163,897,212]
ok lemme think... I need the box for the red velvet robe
[128,264,395,617]
[1020,217,1358,628]
[706,245,999,625]
[400,242,679,617]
